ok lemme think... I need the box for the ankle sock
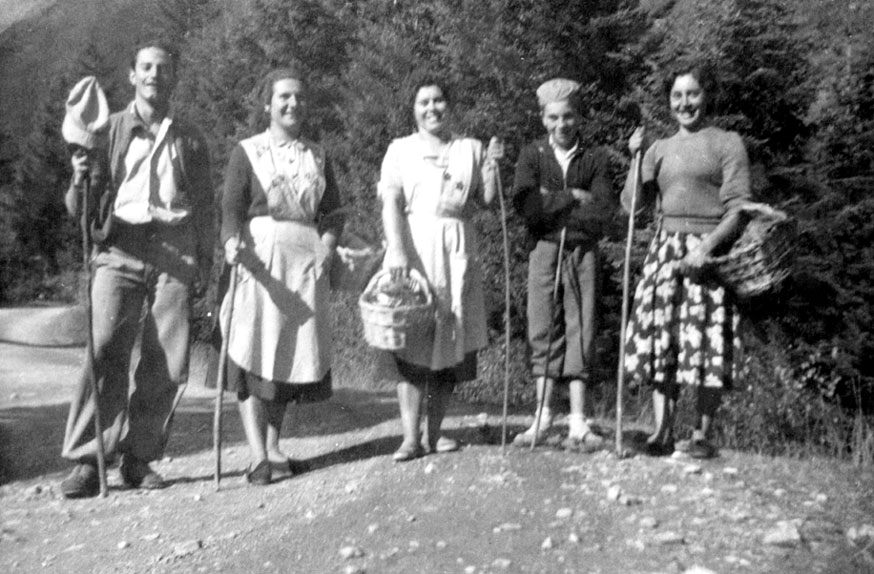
[524,407,553,434]
[567,413,587,437]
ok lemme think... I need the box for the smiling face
[670,73,707,132]
[541,99,581,150]
[129,46,175,108]
[267,77,305,136]
[413,85,449,137]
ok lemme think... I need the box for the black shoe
[687,439,718,459]
[60,464,99,499]
[641,439,675,457]
[120,455,166,490]
[246,460,272,485]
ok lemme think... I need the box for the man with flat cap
[511,78,615,450]
[59,40,213,498]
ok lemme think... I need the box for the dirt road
[1,342,873,574]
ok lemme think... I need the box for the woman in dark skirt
[219,68,344,484]
[622,61,752,459]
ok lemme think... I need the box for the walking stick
[214,262,238,490]
[494,164,512,455]
[616,150,642,456]
[531,226,566,452]
[80,170,109,498]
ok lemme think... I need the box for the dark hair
[258,67,306,108]
[410,77,452,107]
[129,40,180,73]
[661,59,718,103]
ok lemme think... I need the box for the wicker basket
[705,203,796,299]
[358,269,434,351]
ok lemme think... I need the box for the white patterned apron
[220,133,331,383]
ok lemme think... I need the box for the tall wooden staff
[80,168,109,497]
[616,148,642,456]
[493,153,512,455]
[214,263,238,490]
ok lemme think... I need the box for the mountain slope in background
[0,0,165,139]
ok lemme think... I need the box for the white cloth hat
[536,78,581,107]
[62,76,109,149]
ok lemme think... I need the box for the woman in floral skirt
[622,60,752,459]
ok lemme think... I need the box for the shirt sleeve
[719,131,753,211]
[220,144,252,244]
[377,140,403,202]
[621,140,660,212]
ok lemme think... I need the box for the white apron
[220,132,331,383]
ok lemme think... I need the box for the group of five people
[59,40,750,498]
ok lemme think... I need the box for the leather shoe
[246,460,272,485]
[392,443,425,462]
[270,458,310,475]
[60,463,99,499]
[687,439,718,459]
[422,436,460,454]
[120,455,165,490]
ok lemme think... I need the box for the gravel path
[1,342,873,574]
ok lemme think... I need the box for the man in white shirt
[60,41,213,498]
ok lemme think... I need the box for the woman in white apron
[378,78,502,461]
[220,68,344,484]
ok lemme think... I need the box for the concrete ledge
[0,305,86,347]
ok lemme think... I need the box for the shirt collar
[548,134,580,157]
[267,130,310,151]
[127,101,174,135]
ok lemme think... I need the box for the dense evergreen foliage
[2,0,872,457]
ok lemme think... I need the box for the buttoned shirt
[113,103,188,225]
[549,135,579,179]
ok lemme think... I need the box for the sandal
[392,443,425,463]
[687,439,718,460]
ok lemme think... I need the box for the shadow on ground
[0,386,539,486]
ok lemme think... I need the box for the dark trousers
[526,240,599,380]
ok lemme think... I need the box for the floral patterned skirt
[624,229,741,389]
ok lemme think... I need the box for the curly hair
[410,76,452,107]
[661,58,719,105]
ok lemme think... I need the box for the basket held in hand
[704,202,796,299]
[359,268,434,351]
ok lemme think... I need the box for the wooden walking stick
[494,159,513,455]
[214,263,238,490]
[80,167,109,498]
[616,149,643,456]
[531,226,566,452]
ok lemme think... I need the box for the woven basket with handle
[704,203,796,299]
[359,269,434,351]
